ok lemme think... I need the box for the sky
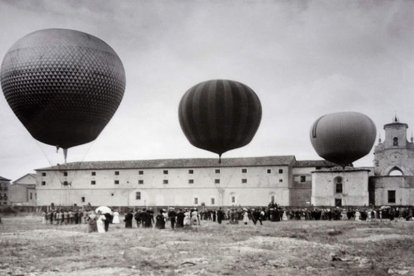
[0,0,413,180]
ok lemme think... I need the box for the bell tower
[373,116,414,176]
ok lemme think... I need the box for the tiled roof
[0,176,11,181]
[294,160,336,168]
[36,156,297,171]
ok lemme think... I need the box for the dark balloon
[179,79,262,160]
[310,112,376,166]
[1,28,126,149]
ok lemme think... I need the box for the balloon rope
[63,148,68,164]
[218,154,222,164]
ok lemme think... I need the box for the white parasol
[95,206,112,214]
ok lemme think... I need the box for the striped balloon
[179,79,262,161]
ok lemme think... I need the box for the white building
[35,156,333,207]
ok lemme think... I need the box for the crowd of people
[40,203,414,233]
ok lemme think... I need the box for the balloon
[310,112,376,166]
[179,79,262,161]
[1,28,126,151]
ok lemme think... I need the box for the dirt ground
[0,216,413,276]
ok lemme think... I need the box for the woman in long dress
[96,211,106,233]
[112,210,120,224]
[242,209,249,225]
[183,209,191,227]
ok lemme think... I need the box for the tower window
[215,169,220,174]
[278,169,283,174]
[138,180,144,184]
[242,168,247,173]
[81,197,85,203]
[139,170,144,175]
[231,196,236,203]
[388,190,396,203]
[188,170,194,174]
[334,176,343,193]
[91,171,96,176]
[194,197,198,205]
[242,179,247,183]
[211,198,215,205]
[41,181,46,186]
[215,179,220,184]
[63,172,68,176]
[188,179,194,184]
[136,192,141,200]
[42,172,46,177]
[163,170,168,175]
[91,180,96,185]
[163,179,168,184]
[115,171,119,175]
[114,180,119,184]
[267,169,272,174]
[393,137,398,146]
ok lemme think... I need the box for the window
[336,183,343,193]
[41,181,46,186]
[215,179,220,184]
[278,169,283,174]
[139,170,144,175]
[111,193,114,196]
[215,169,220,174]
[388,190,396,203]
[242,168,247,173]
[194,197,198,205]
[393,137,398,146]
[115,171,119,175]
[81,197,85,203]
[163,170,168,175]
[271,195,275,203]
[91,171,96,176]
[63,181,69,186]
[138,180,144,184]
[211,198,215,205]
[163,179,168,184]
[188,179,194,184]
[231,196,236,203]
[42,172,46,177]
[91,180,96,185]
[114,180,119,185]
[334,176,343,193]
[267,169,272,174]
[136,192,141,200]
[29,193,32,200]
[300,176,306,183]
[279,179,283,183]
[242,179,247,183]
[188,170,194,174]
[63,172,68,176]
[335,198,342,207]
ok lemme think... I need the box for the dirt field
[0,216,413,276]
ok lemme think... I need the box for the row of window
[41,168,285,177]
[134,192,236,205]
[42,178,285,186]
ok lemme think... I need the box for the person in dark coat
[155,210,166,229]
[143,209,154,228]
[168,208,177,229]
[217,208,224,224]
[134,209,142,228]
[124,210,133,228]
[176,209,185,228]
[104,213,112,232]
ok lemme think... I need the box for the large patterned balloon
[179,79,262,161]
[310,112,376,166]
[1,28,126,150]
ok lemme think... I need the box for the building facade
[35,157,333,207]
[9,173,37,206]
[0,176,11,205]
[32,119,414,208]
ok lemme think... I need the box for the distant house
[9,173,37,206]
[0,176,11,205]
